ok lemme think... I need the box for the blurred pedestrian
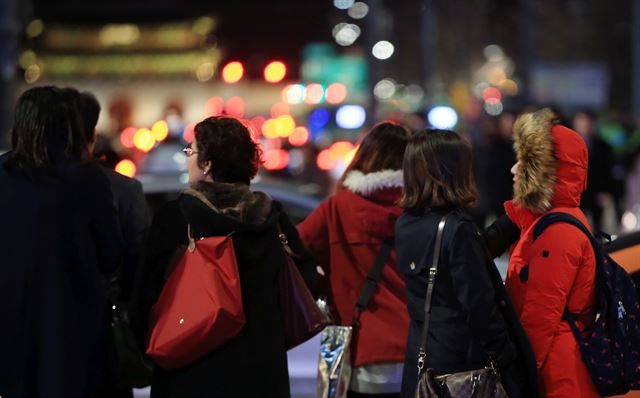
[0,86,123,398]
[68,88,151,396]
[504,108,600,397]
[130,116,313,398]
[573,110,616,232]
[395,129,537,398]
[297,121,411,398]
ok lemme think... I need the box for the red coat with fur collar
[297,170,408,366]
[505,111,600,397]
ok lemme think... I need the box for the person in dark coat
[130,116,314,398]
[395,129,538,398]
[0,86,123,398]
[68,88,150,396]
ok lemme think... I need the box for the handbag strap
[417,214,449,375]
[352,237,394,327]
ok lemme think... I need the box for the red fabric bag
[146,229,245,369]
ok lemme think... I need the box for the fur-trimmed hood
[511,108,588,216]
[184,181,273,225]
[342,169,403,196]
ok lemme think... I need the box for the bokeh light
[309,108,331,130]
[317,149,336,171]
[133,128,155,152]
[348,2,369,19]
[333,23,360,46]
[263,149,290,170]
[264,61,287,83]
[482,87,502,105]
[326,83,348,104]
[151,120,169,142]
[372,41,395,60]
[427,106,459,130]
[336,105,366,129]
[196,62,215,82]
[222,61,244,84]
[115,159,137,178]
[205,96,225,117]
[282,84,306,105]
[334,0,355,10]
[374,79,396,100]
[484,101,504,116]
[305,83,326,104]
[120,127,137,148]
[289,127,310,146]
[183,123,196,143]
[225,96,245,118]
[275,115,296,137]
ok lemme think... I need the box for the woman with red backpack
[504,108,600,397]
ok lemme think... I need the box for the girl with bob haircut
[298,121,411,397]
[130,116,313,398]
[395,129,538,398]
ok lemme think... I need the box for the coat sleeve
[277,205,319,294]
[518,223,588,369]
[482,213,520,258]
[296,199,330,256]
[449,221,517,366]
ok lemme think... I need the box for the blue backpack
[533,212,640,396]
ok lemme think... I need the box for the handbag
[317,238,394,398]
[145,225,245,369]
[277,225,328,349]
[415,215,507,398]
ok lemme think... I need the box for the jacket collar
[342,169,403,196]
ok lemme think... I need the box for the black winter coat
[130,181,314,398]
[0,153,123,398]
[395,208,538,398]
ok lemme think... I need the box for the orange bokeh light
[120,127,137,148]
[133,128,155,152]
[263,149,290,170]
[205,96,225,116]
[151,120,169,142]
[222,61,244,84]
[288,127,310,147]
[264,61,287,83]
[115,159,137,178]
[326,83,348,104]
[225,96,245,118]
[330,141,355,157]
[304,83,325,104]
[317,149,336,171]
[183,123,196,143]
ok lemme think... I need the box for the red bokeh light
[205,96,225,117]
[288,127,310,147]
[304,83,325,104]
[183,123,196,143]
[225,96,245,118]
[270,102,290,118]
[326,83,348,104]
[482,87,502,103]
[120,127,137,148]
[263,149,290,170]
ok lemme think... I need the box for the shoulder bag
[415,214,507,398]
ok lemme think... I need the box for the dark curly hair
[194,116,263,184]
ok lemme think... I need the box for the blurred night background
[3,1,640,396]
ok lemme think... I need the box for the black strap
[352,237,394,326]
[417,214,449,375]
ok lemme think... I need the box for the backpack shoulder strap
[532,212,598,251]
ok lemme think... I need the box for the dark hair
[399,129,478,211]
[61,88,100,143]
[194,116,263,184]
[338,121,411,188]
[7,86,87,170]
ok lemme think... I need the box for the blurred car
[135,141,324,224]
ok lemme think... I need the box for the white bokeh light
[372,40,395,60]
[336,105,366,129]
[373,79,396,100]
[348,2,369,19]
[333,23,361,46]
[427,106,459,130]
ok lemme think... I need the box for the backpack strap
[352,237,394,326]
[531,212,603,328]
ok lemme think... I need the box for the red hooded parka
[504,110,600,397]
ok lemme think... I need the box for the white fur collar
[343,169,403,196]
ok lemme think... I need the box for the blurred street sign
[531,63,609,109]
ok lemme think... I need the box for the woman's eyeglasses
[182,144,198,157]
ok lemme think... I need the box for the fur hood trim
[184,181,273,225]
[512,108,559,214]
[342,169,403,196]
